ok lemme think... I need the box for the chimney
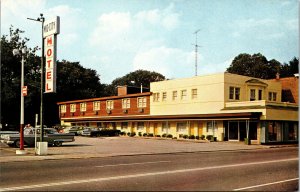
[276,72,280,80]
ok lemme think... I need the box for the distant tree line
[1,27,298,129]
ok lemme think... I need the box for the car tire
[54,141,62,147]
[15,140,20,148]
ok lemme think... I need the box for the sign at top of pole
[43,16,60,37]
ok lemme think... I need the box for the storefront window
[229,121,238,140]
[287,122,298,141]
[268,122,282,142]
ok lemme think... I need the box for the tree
[1,27,41,129]
[280,57,299,78]
[104,70,166,96]
[1,27,105,128]
[226,53,282,79]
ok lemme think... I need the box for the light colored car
[81,127,98,136]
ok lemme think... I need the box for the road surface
[0,147,298,191]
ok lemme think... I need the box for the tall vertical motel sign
[43,16,60,93]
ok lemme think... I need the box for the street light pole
[13,48,27,154]
[27,13,45,142]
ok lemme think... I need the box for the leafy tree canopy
[104,69,166,96]
[227,53,299,79]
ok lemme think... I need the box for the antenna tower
[193,29,201,76]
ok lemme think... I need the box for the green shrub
[162,133,167,138]
[173,137,177,139]
[195,136,200,140]
[183,135,189,139]
[200,135,205,140]
[179,134,183,138]
[167,134,173,138]
[148,133,154,137]
[130,132,136,137]
[143,133,148,137]
[206,135,213,140]
[138,132,142,137]
[127,132,131,136]
[156,135,161,137]
[189,135,195,139]
[120,131,126,136]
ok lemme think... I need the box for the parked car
[1,127,75,148]
[67,126,84,136]
[0,131,19,136]
[82,128,121,137]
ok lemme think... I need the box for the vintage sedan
[82,127,121,137]
[1,128,75,148]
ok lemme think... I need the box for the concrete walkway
[0,136,297,163]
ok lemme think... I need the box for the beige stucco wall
[224,73,282,103]
[150,73,226,115]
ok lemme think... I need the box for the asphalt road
[0,147,298,191]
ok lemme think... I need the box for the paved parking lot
[0,136,291,162]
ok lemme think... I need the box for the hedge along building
[57,72,298,144]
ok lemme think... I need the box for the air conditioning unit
[71,113,74,116]
[138,108,144,113]
[81,112,85,116]
[94,111,98,115]
[106,110,111,114]
[123,109,128,113]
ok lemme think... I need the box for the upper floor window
[60,105,66,113]
[229,87,240,100]
[122,98,130,109]
[106,100,114,110]
[268,92,277,102]
[191,89,197,99]
[250,89,256,101]
[93,101,100,111]
[181,90,187,100]
[137,97,147,108]
[70,104,76,113]
[162,92,167,101]
[172,91,177,100]
[80,102,87,112]
[153,93,160,102]
[258,90,263,100]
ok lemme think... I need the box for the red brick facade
[278,76,299,104]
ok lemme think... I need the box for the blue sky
[2,0,299,83]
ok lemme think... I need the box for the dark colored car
[82,128,121,137]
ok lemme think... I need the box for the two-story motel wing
[57,72,298,144]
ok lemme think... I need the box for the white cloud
[45,5,82,47]
[134,3,180,30]
[133,47,194,78]
[87,3,182,82]
[231,18,295,40]
[199,57,233,75]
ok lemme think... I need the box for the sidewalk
[0,136,297,163]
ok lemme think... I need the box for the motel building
[57,72,298,144]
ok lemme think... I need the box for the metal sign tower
[193,29,201,76]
